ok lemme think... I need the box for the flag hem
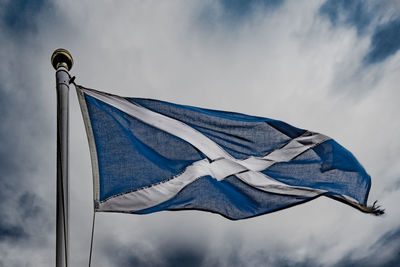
[94,192,383,220]
[75,84,100,209]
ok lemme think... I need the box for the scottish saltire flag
[76,85,383,220]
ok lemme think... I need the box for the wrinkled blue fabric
[84,94,371,219]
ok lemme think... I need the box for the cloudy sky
[1,0,400,266]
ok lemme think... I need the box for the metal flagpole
[51,49,73,267]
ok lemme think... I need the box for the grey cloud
[383,178,400,194]
[100,231,327,267]
[18,192,45,220]
[0,222,27,242]
[0,192,45,243]
[0,81,43,243]
[103,238,208,267]
[248,252,319,267]
[0,80,52,258]
[0,0,59,262]
[370,226,400,265]
[335,225,400,267]
[221,244,322,267]
[161,247,205,267]
[1,0,53,35]
[376,227,400,266]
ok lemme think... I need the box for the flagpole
[52,49,73,267]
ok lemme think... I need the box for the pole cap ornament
[51,48,73,71]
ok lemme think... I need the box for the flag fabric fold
[76,85,382,220]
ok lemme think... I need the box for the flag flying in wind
[76,85,382,220]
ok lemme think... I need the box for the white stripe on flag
[82,88,231,161]
[98,134,331,212]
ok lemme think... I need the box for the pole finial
[51,48,73,71]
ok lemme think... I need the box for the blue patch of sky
[320,0,400,65]
[319,0,372,35]
[198,0,284,29]
[219,0,283,20]
[1,0,51,34]
[363,19,400,64]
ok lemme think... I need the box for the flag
[76,85,383,220]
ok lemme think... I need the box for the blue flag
[76,85,383,220]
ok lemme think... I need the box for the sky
[0,0,400,266]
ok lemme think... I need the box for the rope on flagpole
[88,211,96,267]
